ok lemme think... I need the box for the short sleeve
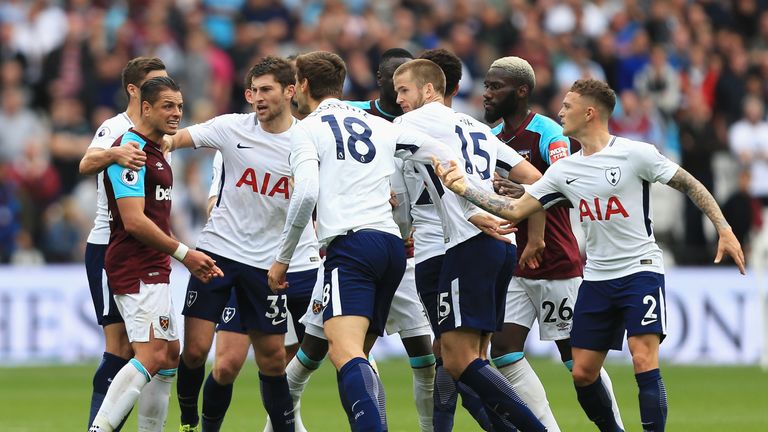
[106,132,147,199]
[525,168,568,209]
[632,142,680,184]
[494,137,524,172]
[187,116,229,150]
[89,122,123,150]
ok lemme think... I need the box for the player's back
[292,98,402,243]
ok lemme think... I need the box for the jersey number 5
[322,115,376,163]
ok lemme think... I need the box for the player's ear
[244,87,254,104]
[127,83,138,100]
[284,84,296,99]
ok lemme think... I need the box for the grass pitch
[1,358,766,431]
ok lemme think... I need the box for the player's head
[558,79,616,136]
[294,51,346,114]
[244,56,296,123]
[419,48,462,98]
[483,56,535,123]
[377,48,414,106]
[121,57,167,104]
[140,76,182,136]
[393,59,446,113]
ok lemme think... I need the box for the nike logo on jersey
[565,177,580,184]
[236,143,253,149]
[272,317,287,325]
[641,317,657,326]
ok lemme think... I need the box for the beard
[484,94,519,123]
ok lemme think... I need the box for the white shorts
[300,258,432,340]
[504,276,580,341]
[115,281,179,343]
[385,257,431,338]
[285,308,299,346]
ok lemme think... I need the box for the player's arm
[164,128,195,152]
[79,143,146,175]
[433,158,544,223]
[116,197,222,282]
[666,167,746,274]
[206,151,223,218]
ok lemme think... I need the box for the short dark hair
[394,59,446,96]
[140,76,181,106]
[381,48,414,63]
[121,57,166,99]
[295,51,346,100]
[570,79,616,117]
[419,49,462,96]
[244,56,295,90]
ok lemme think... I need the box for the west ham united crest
[222,307,236,323]
[605,167,621,186]
[159,316,170,331]
[312,299,323,314]
[186,291,198,307]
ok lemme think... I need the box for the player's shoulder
[343,100,373,110]
[527,113,565,140]
[210,112,257,128]
[91,113,132,147]
[490,122,503,136]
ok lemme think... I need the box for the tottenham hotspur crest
[186,291,198,307]
[605,167,621,186]
[221,307,236,323]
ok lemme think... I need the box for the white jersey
[396,102,524,249]
[402,160,445,263]
[86,112,134,244]
[208,150,223,199]
[288,98,455,245]
[190,113,320,271]
[526,136,679,280]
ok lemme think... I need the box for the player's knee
[212,359,242,385]
[631,352,657,373]
[181,341,211,368]
[255,345,286,375]
[571,364,600,386]
[442,355,471,380]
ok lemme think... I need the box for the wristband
[172,243,189,262]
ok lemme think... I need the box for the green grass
[1,358,766,431]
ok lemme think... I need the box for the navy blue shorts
[571,271,667,351]
[322,230,406,336]
[415,254,444,337]
[216,270,314,342]
[437,234,516,334]
[183,249,318,334]
[85,242,123,326]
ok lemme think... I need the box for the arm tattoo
[666,167,731,231]
[463,185,518,221]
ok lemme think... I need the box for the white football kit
[526,136,679,280]
[190,113,320,270]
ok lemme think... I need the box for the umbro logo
[566,177,579,185]
[236,143,253,149]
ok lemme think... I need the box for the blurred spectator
[42,198,82,263]
[728,96,768,205]
[676,93,722,264]
[634,44,681,119]
[715,47,749,125]
[6,0,67,82]
[609,89,665,147]
[0,86,45,163]
[554,36,606,90]
[49,97,91,195]
[10,229,43,266]
[0,161,21,263]
[722,169,763,253]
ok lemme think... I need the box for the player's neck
[443,95,453,108]
[125,99,141,124]
[261,112,294,134]
[502,107,531,133]
[133,122,162,145]
[575,127,612,156]
[377,98,403,117]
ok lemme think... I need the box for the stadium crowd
[0,0,767,266]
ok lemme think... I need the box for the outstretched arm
[433,158,543,223]
[666,167,746,274]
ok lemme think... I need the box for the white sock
[264,356,315,432]
[496,357,561,432]
[599,367,624,429]
[411,365,435,432]
[137,369,175,432]
[91,359,151,431]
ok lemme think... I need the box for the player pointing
[433,78,745,432]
